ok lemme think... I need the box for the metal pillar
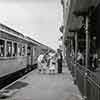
[75,32,78,64]
[85,16,89,70]
[84,16,89,100]
[62,29,66,66]
[62,0,71,66]
[74,32,78,81]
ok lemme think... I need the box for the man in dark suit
[57,49,63,73]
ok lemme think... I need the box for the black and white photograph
[0,0,99,100]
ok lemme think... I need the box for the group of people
[70,49,99,72]
[37,49,62,74]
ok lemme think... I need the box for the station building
[60,0,100,100]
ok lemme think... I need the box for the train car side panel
[0,56,27,77]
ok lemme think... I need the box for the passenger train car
[0,23,53,79]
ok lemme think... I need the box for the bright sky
[0,0,63,50]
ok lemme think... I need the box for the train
[0,23,55,79]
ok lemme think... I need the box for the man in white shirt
[77,51,84,65]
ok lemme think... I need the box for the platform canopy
[65,0,100,37]
[73,0,100,12]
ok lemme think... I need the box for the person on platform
[41,52,49,73]
[37,52,44,72]
[57,49,62,73]
[77,50,84,65]
[49,54,57,74]
[89,53,98,72]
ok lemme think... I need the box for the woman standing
[49,54,57,74]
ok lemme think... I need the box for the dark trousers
[57,60,62,73]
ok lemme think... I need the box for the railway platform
[0,67,82,100]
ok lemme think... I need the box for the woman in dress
[49,55,57,74]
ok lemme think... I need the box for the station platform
[0,67,82,100]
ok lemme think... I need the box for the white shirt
[37,54,44,63]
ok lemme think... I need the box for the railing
[76,64,85,96]
[68,58,100,100]
[86,68,100,100]
[67,56,75,77]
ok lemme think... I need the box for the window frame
[12,42,18,57]
[6,40,12,57]
[0,37,27,58]
[0,38,5,57]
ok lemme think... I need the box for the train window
[27,46,31,55]
[6,41,12,57]
[22,45,25,56]
[18,44,22,56]
[0,39,5,57]
[13,43,17,56]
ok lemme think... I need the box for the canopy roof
[73,0,100,12]
[65,0,100,38]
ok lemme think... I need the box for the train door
[27,45,33,67]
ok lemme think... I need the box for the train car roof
[0,23,28,41]
[24,36,41,46]
[25,36,55,52]
[0,23,55,51]
[0,23,43,45]
[0,23,24,37]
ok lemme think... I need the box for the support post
[84,16,89,100]
[74,32,78,82]
[85,16,89,70]
[75,32,78,64]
